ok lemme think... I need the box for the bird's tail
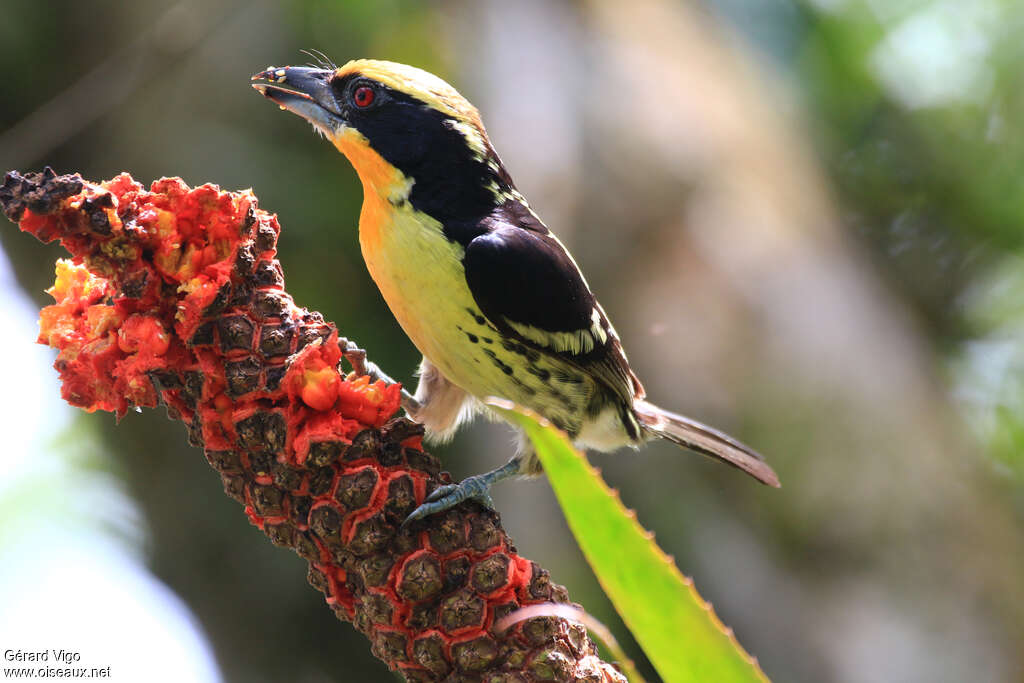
[633,399,780,487]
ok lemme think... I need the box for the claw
[403,457,524,526]
[342,341,368,376]
[404,477,496,526]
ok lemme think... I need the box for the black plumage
[464,225,593,335]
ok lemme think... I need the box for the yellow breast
[360,201,474,370]
[330,130,478,386]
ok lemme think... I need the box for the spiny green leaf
[488,398,768,683]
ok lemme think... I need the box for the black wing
[462,221,642,405]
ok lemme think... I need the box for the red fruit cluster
[0,168,626,683]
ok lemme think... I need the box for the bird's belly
[360,207,592,431]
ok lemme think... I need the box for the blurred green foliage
[791,1,1024,479]
[717,0,1024,479]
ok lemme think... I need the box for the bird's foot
[404,457,523,525]
[405,476,496,525]
[342,340,369,376]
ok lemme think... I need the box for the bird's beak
[250,66,342,136]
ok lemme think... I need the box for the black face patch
[330,72,505,224]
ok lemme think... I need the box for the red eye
[353,85,375,108]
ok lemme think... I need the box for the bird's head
[252,58,515,223]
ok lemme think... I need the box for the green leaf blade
[489,399,768,683]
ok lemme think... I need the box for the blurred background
[1,0,1022,681]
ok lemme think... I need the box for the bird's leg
[403,455,527,525]
[343,340,421,415]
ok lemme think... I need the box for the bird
[250,57,779,522]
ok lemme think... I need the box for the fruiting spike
[0,168,625,682]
